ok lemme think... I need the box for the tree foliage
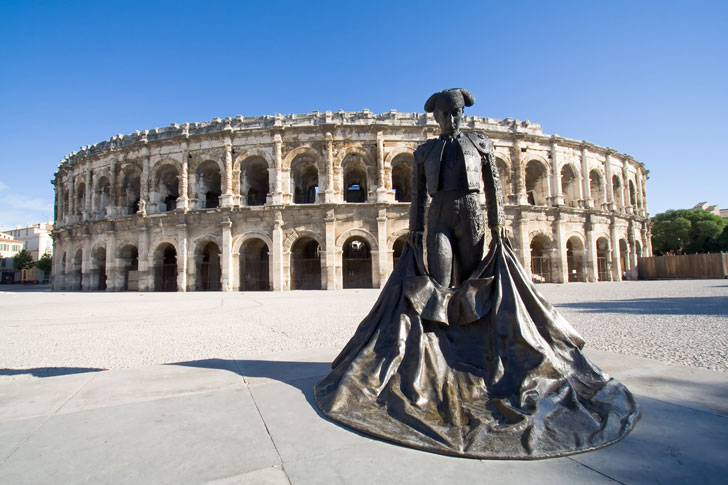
[37,253,52,273]
[651,209,727,255]
[13,248,35,271]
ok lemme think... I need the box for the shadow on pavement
[0,366,106,378]
[557,296,728,316]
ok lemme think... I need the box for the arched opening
[75,183,86,216]
[392,235,406,269]
[291,237,321,290]
[530,234,552,283]
[635,240,643,258]
[343,237,372,288]
[628,180,636,207]
[291,157,318,204]
[154,243,177,292]
[240,157,269,206]
[92,246,107,291]
[118,245,139,291]
[566,237,585,282]
[391,154,413,202]
[95,177,111,218]
[155,164,179,212]
[496,158,511,199]
[619,239,628,279]
[239,238,270,291]
[560,164,579,207]
[525,160,549,206]
[612,175,623,210]
[589,170,605,209]
[343,155,368,203]
[596,237,610,281]
[120,167,141,215]
[197,161,222,209]
[72,249,82,290]
[196,241,221,291]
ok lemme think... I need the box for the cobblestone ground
[1,279,726,381]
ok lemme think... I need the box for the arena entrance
[566,237,585,282]
[240,239,270,291]
[342,237,372,289]
[154,244,177,292]
[92,247,107,291]
[196,242,221,291]
[291,237,321,290]
[596,237,610,281]
[530,235,552,283]
[119,245,139,291]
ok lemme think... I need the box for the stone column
[623,163,632,214]
[550,138,564,206]
[513,137,528,205]
[584,216,597,282]
[141,148,150,213]
[177,223,188,292]
[68,177,75,224]
[323,132,335,203]
[377,208,389,287]
[105,230,117,291]
[580,145,593,208]
[221,136,234,207]
[605,151,615,211]
[221,218,233,291]
[81,234,92,291]
[325,209,337,290]
[108,160,118,217]
[516,210,531,277]
[83,168,92,220]
[138,225,150,291]
[178,140,189,211]
[271,211,284,290]
[609,217,621,281]
[272,134,284,204]
[376,131,388,202]
[553,215,567,283]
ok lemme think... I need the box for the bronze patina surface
[314,89,640,459]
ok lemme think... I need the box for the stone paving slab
[0,348,726,484]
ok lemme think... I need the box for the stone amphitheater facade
[51,110,651,292]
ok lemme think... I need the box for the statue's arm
[481,141,506,229]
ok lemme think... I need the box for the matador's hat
[424,88,475,112]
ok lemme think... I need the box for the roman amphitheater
[51,110,650,292]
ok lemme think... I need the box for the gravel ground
[1,279,726,381]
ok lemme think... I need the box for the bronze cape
[314,239,640,459]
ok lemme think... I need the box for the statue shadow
[0,366,105,378]
[557,296,728,316]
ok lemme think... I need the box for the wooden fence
[638,252,728,280]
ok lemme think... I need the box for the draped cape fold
[314,239,640,459]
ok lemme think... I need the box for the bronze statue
[314,89,640,459]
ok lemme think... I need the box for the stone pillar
[271,211,284,290]
[221,136,234,207]
[105,230,117,291]
[323,132,335,203]
[580,145,592,208]
[584,216,597,282]
[623,163,632,214]
[641,175,649,216]
[68,177,75,224]
[516,210,530,277]
[605,151,615,211]
[325,209,337,290]
[178,140,189,211]
[376,131,388,202]
[550,138,564,206]
[609,218,621,281]
[177,223,188,292]
[108,160,118,217]
[221,218,233,291]
[83,168,92,220]
[81,234,92,291]
[138,225,150,291]
[513,137,528,205]
[553,215,567,284]
[141,148,150,213]
[272,134,284,204]
[377,208,389,287]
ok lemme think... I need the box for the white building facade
[51,111,651,292]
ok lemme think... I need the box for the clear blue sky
[1,0,725,229]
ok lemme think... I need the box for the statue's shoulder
[464,131,493,155]
[414,138,439,161]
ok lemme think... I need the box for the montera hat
[424,88,475,113]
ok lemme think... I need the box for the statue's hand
[407,230,424,249]
[491,225,507,242]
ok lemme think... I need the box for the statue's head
[425,88,475,136]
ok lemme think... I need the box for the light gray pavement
[0,280,727,483]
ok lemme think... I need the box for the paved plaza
[0,280,726,483]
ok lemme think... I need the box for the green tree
[651,209,727,255]
[13,248,35,271]
[36,252,52,273]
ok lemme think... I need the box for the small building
[1,223,54,283]
[0,232,24,283]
